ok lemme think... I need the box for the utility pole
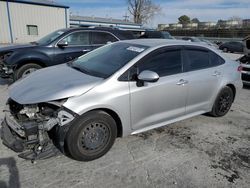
[123,13,129,22]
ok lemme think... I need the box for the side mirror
[138,70,159,83]
[57,41,68,48]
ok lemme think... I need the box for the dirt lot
[0,54,249,188]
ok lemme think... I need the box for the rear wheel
[65,111,117,161]
[14,63,42,80]
[210,86,234,117]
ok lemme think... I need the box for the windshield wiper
[69,63,92,75]
[30,41,38,45]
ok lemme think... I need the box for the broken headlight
[0,51,13,62]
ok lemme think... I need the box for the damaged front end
[1,98,75,160]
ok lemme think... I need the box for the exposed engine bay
[1,98,75,161]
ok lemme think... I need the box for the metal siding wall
[8,2,67,43]
[0,1,11,43]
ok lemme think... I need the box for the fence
[165,28,250,38]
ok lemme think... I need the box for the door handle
[212,71,221,76]
[82,49,91,52]
[176,79,188,85]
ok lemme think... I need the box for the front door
[129,47,188,130]
[53,31,92,65]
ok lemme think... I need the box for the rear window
[117,31,135,40]
[91,32,117,44]
[209,52,225,66]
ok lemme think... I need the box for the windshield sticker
[127,46,145,53]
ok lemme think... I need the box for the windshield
[37,29,66,45]
[71,42,148,78]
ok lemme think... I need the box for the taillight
[237,65,243,72]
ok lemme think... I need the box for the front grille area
[242,66,250,72]
[242,74,250,82]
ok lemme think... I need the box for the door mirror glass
[138,70,159,83]
[57,41,68,48]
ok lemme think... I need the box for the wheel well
[89,108,123,137]
[15,60,46,70]
[226,84,236,101]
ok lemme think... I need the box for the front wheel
[65,111,117,161]
[14,63,42,80]
[209,86,234,117]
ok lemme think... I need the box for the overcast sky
[56,0,250,27]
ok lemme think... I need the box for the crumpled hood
[9,64,103,104]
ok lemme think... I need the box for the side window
[209,51,225,67]
[186,49,210,71]
[61,32,90,45]
[92,32,118,45]
[138,50,182,77]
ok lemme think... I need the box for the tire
[209,86,234,117]
[223,47,228,53]
[65,111,117,161]
[14,63,42,80]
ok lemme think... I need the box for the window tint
[210,52,225,66]
[61,32,90,45]
[186,50,210,71]
[92,32,117,44]
[138,50,182,77]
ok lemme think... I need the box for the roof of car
[120,39,202,47]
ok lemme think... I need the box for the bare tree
[127,0,161,24]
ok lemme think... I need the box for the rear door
[53,31,92,65]
[129,46,189,130]
[184,47,224,113]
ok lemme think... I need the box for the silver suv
[1,39,242,161]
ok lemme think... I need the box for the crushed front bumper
[0,111,60,160]
[1,119,25,152]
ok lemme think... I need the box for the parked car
[139,30,174,39]
[219,41,244,53]
[1,39,241,161]
[199,39,219,49]
[182,37,218,48]
[0,27,134,80]
[182,36,202,43]
[239,35,250,86]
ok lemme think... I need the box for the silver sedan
[1,39,242,161]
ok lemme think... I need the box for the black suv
[0,27,134,80]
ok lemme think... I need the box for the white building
[0,0,69,43]
[198,22,217,29]
[169,23,183,30]
[70,16,142,30]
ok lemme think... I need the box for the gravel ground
[0,53,249,188]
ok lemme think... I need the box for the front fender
[6,50,51,67]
